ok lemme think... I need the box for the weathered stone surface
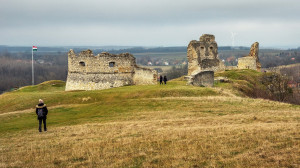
[186,34,225,87]
[186,71,214,87]
[187,40,201,75]
[237,57,257,70]
[187,34,225,75]
[133,67,158,85]
[65,49,157,91]
[249,42,259,58]
[237,42,261,71]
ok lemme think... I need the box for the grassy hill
[0,70,299,167]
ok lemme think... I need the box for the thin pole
[32,47,34,85]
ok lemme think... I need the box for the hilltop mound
[17,80,66,92]
[0,70,299,167]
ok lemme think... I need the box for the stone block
[188,71,214,87]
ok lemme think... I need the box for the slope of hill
[0,70,299,167]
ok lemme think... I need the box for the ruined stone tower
[187,34,225,75]
[186,34,225,87]
[237,42,261,71]
[65,49,157,91]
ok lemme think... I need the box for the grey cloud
[2,0,300,26]
[0,0,300,47]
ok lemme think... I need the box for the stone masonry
[187,34,225,75]
[186,34,225,87]
[186,34,261,87]
[186,71,214,87]
[237,42,261,71]
[65,49,157,91]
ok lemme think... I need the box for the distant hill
[0,45,252,53]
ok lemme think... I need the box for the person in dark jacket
[163,76,167,85]
[36,99,48,132]
[159,75,163,85]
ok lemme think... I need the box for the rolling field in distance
[133,52,186,59]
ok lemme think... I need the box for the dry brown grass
[0,96,299,168]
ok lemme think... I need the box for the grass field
[0,70,299,167]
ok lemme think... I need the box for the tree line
[0,55,67,94]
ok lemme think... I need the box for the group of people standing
[159,75,167,85]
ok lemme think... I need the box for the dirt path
[0,104,84,116]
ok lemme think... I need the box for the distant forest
[0,51,67,94]
[0,46,300,94]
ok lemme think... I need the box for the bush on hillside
[216,70,294,104]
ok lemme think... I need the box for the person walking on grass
[36,99,48,132]
[164,76,167,85]
[159,75,163,85]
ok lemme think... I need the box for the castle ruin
[185,34,262,87]
[237,42,261,71]
[186,34,225,86]
[65,49,157,91]
[187,34,225,75]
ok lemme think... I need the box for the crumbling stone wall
[186,71,214,87]
[237,57,257,70]
[186,34,226,87]
[187,40,201,75]
[65,49,157,91]
[237,42,261,71]
[186,35,261,87]
[187,34,225,75]
[133,67,157,85]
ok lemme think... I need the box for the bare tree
[261,72,292,102]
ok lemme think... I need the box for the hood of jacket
[36,103,46,108]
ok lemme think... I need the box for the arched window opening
[79,61,85,66]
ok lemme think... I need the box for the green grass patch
[0,80,218,113]
[0,70,298,135]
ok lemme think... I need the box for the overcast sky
[1,0,300,48]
